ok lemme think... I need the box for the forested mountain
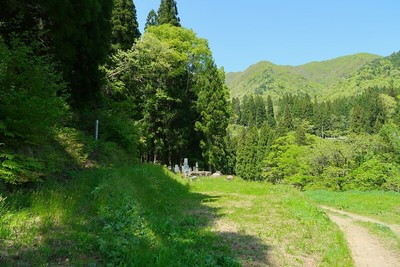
[293,53,381,86]
[226,61,321,101]
[226,53,383,101]
[324,52,400,99]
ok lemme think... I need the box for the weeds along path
[321,206,400,267]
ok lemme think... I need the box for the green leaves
[0,38,67,145]
[0,153,44,184]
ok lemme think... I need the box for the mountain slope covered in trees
[226,53,383,101]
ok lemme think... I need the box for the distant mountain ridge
[226,53,392,101]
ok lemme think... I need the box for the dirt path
[320,205,400,236]
[321,206,400,267]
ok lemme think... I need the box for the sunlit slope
[226,53,383,100]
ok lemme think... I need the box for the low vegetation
[0,165,353,266]
[190,177,352,266]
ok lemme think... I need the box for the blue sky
[135,0,400,72]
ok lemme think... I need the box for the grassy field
[190,177,352,266]
[305,190,400,225]
[0,165,353,266]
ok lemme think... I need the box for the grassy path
[1,165,353,266]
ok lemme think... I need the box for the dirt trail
[320,205,400,236]
[321,206,400,267]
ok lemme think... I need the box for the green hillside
[226,61,321,101]
[226,53,383,100]
[324,52,400,99]
[294,53,382,85]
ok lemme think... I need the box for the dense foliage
[1,0,231,184]
[104,25,230,169]
[231,86,400,191]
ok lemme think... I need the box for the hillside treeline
[231,80,400,191]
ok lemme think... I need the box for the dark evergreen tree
[0,0,113,108]
[110,0,141,51]
[195,60,230,172]
[257,123,273,171]
[240,95,250,126]
[223,129,237,175]
[266,95,276,127]
[235,127,260,180]
[277,105,294,135]
[145,9,158,29]
[231,97,241,124]
[157,0,181,26]
[254,95,267,127]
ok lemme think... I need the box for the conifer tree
[0,0,113,108]
[157,0,181,26]
[235,127,260,180]
[195,60,230,172]
[240,95,250,126]
[110,0,141,51]
[145,9,158,29]
[231,97,241,124]
[266,95,276,127]
[277,105,294,135]
[254,95,267,127]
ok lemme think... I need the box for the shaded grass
[190,178,353,266]
[0,165,244,266]
[305,190,400,224]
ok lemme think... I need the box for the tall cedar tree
[235,127,263,180]
[111,0,141,51]
[0,0,113,108]
[157,0,181,26]
[145,9,158,29]
[278,105,294,136]
[266,95,276,127]
[254,95,267,127]
[195,60,230,172]
[231,97,241,124]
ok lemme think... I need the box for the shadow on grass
[0,164,271,266]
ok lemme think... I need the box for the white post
[95,120,99,141]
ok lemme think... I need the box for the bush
[345,157,400,191]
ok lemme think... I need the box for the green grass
[305,190,400,224]
[190,178,353,266]
[0,165,354,266]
